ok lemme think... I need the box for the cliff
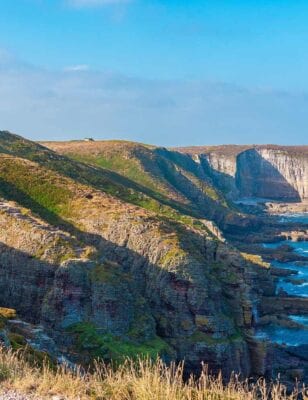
[236,148,307,200]
[176,145,308,201]
[0,131,266,377]
[1,132,306,380]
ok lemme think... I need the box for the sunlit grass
[0,348,304,400]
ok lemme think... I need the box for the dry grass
[240,252,270,269]
[0,348,305,400]
[0,308,16,319]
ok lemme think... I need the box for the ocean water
[270,260,308,297]
[257,213,308,346]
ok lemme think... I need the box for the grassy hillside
[41,139,225,204]
[0,132,216,233]
[0,131,254,232]
[41,139,253,231]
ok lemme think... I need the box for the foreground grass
[0,349,305,400]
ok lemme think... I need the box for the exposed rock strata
[0,197,258,376]
[236,148,307,201]
[177,145,308,201]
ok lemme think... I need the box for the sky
[0,0,308,145]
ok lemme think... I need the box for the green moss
[58,251,76,263]
[67,322,170,362]
[189,331,218,345]
[32,236,77,263]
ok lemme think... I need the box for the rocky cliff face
[0,196,258,376]
[2,132,305,381]
[177,145,308,201]
[0,132,268,378]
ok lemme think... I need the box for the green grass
[66,148,233,226]
[0,133,237,236]
[0,158,72,222]
[67,323,170,362]
[71,153,163,195]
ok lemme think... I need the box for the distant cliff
[177,145,308,201]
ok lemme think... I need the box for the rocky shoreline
[233,205,308,385]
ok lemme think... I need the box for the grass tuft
[240,252,270,268]
[0,308,16,320]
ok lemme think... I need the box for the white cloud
[0,51,307,145]
[64,64,90,72]
[66,0,131,8]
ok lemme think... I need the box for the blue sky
[0,0,307,145]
